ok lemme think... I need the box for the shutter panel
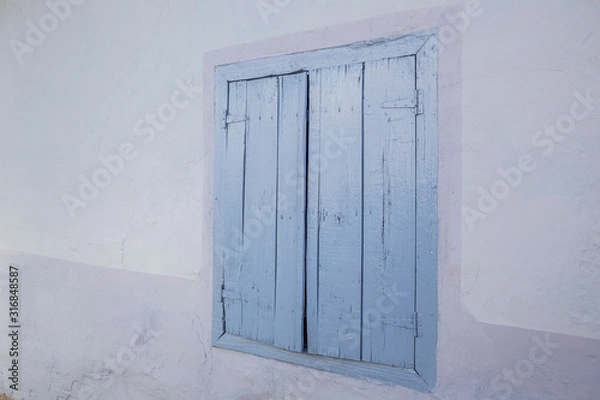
[240,76,280,343]
[307,57,417,367]
[306,63,364,360]
[362,56,417,368]
[220,73,307,351]
[219,80,247,337]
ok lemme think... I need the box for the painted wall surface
[0,0,599,399]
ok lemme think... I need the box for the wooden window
[213,32,438,391]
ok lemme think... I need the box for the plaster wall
[0,0,599,399]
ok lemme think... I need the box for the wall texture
[0,0,599,399]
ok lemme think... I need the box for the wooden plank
[306,69,322,356]
[362,56,417,368]
[240,76,280,344]
[217,33,433,82]
[306,63,364,360]
[414,35,439,387]
[212,75,229,343]
[274,73,308,351]
[215,333,432,392]
[219,80,247,337]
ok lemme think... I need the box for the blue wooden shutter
[306,57,418,367]
[362,56,417,368]
[306,63,364,361]
[218,73,307,352]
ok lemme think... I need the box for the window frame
[212,31,438,392]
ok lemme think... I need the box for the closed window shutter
[306,63,365,361]
[219,73,308,351]
[306,57,418,367]
[362,56,417,368]
[218,57,420,366]
[213,35,438,388]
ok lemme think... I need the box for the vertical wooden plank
[362,56,417,368]
[306,69,322,355]
[219,80,247,337]
[212,72,230,343]
[240,76,280,344]
[274,73,308,351]
[307,64,364,360]
[415,36,438,387]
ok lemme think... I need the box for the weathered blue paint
[217,333,431,392]
[241,76,279,343]
[362,55,417,368]
[213,31,438,391]
[305,67,321,360]
[274,73,308,352]
[414,35,438,388]
[217,32,432,82]
[306,63,364,361]
[221,80,247,338]
[216,74,308,349]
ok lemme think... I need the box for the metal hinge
[381,89,423,115]
[380,312,421,338]
[224,111,247,127]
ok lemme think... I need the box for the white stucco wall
[0,0,599,399]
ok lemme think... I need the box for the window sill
[213,333,433,392]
